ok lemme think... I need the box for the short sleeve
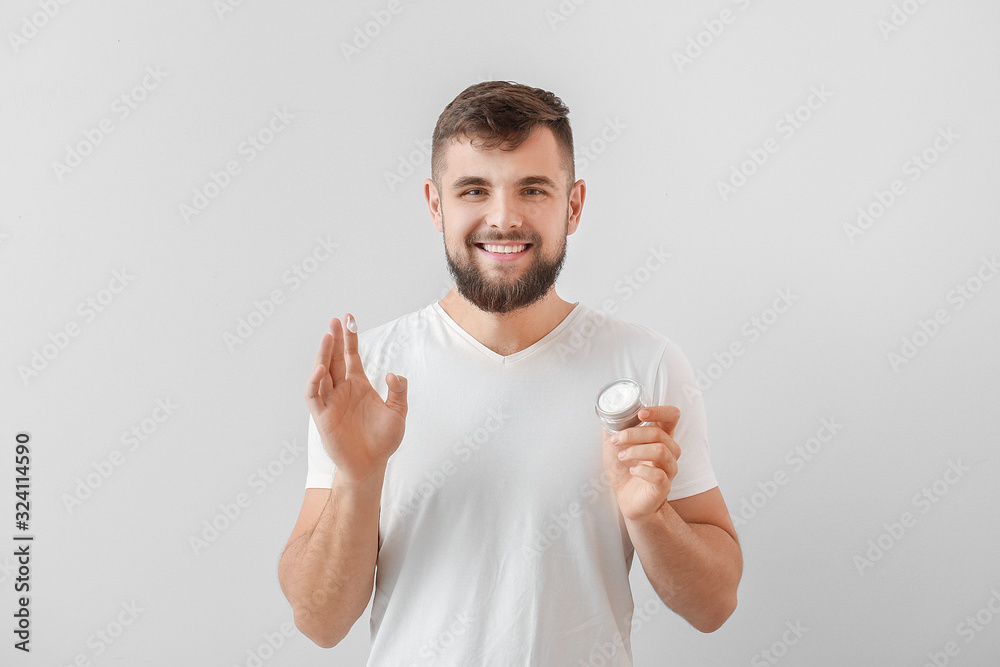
[654,340,718,500]
[305,413,336,489]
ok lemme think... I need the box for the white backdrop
[3,0,999,665]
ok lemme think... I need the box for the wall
[3,0,998,664]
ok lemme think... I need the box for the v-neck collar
[431,301,584,365]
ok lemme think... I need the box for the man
[278,81,742,666]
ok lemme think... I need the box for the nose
[484,190,523,232]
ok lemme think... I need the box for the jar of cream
[595,378,649,433]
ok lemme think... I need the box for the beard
[442,213,569,315]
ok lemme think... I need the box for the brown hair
[430,80,575,191]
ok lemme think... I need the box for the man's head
[425,81,585,315]
[430,81,575,194]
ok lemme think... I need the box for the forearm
[624,503,742,632]
[279,467,384,647]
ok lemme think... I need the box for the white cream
[598,381,639,413]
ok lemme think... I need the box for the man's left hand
[602,405,681,521]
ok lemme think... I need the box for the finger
[612,425,670,447]
[307,332,334,403]
[628,463,668,484]
[305,362,327,409]
[625,447,679,480]
[342,312,363,378]
[638,405,681,437]
[618,429,682,462]
[617,442,674,468]
[384,373,408,418]
[665,436,681,462]
[311,331,333,376]
[329,316,347,386]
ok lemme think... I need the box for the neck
[438,287,577,356]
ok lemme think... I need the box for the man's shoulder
[357,302,438,351]
[574,302,672,350]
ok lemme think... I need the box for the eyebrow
[449,175,559,191]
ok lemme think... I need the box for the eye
[462,189,485,197]
[524,188,547,197]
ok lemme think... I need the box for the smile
[475,243,532,261]
[480,244,527,254]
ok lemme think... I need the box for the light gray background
[3,0,999,665]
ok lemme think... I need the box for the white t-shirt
[305,301,718,666]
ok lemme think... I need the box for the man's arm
[282,312,407,647]
[624,487,742,632]
[604,404,742,632]
[278,466,384,648]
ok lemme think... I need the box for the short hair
[430,80,575,192]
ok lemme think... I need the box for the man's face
[426,126,584,315]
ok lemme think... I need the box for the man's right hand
[305,313,408,485]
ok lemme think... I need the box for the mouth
[475,242,532,261]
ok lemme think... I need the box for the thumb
[384,372,408,417]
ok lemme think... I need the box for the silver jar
[595,378,649,433]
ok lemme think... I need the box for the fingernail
[346,314,357,333]
[610,434,619,444]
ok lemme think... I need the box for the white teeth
[482,244,527,254]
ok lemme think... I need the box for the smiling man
[278,81,742,666]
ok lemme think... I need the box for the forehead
[441,126,568,186]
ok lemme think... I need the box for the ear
[425,178,443,232]
[567,179,586,236]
